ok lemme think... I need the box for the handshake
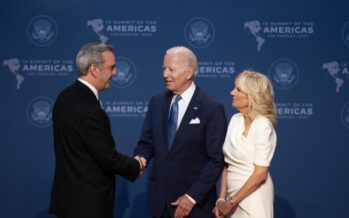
[134,155,147,177]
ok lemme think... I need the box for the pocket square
[189,117,200,124]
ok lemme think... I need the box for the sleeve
[133,97,155,161]
[224,115,237,146]
[253,118,277,167]
[222,113,240,163]
[81,106,140,181]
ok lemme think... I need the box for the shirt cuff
[185,194,196,205]
[215,197,225,205]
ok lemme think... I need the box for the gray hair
[166,46,198,76]
[76,43,114,77]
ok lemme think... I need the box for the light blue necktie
[167,95,181,148]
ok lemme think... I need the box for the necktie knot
[174,95,182,103]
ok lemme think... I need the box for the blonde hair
[235,70,277,126]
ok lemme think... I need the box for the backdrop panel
[0,0,348,217]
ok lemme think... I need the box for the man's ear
[89,64,98,78]
[186,67,194,80]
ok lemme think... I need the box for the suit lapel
[163,91,173,152]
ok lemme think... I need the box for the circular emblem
[27,15,58,47]
[341,101,349,129]
[341,20,349,48]
[112,57,137,88]
[269,58,299,90]
[26,96,53,128]
[184,17,215,48]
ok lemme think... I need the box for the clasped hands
[213,198,237,218]
[134,155,147,176]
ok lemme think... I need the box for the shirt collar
[78,78,99,100]
[176,82,196,104]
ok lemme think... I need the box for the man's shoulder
[196,88,223,107]
[55,82,96,110]
[57,81,80,95]
[150,90,170,101]
[55,83,75,102]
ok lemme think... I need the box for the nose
[113,67,117,75]
[163,68,169,78]
[230,88,236,96]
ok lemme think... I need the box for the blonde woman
[213,70,277,218]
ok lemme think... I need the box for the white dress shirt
[169,82,196,129]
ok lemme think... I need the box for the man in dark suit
[49,43,141,218]
[134,46,227,218]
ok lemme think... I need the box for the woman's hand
[216,200,237,216]
[212,204,224,218]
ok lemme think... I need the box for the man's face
[96,51,116,90]
[162,52,193,95]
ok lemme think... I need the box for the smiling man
[49,43,142,218]
[134,46,227,218]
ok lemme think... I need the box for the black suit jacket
[134,87,227,217]
[49,81,140,218]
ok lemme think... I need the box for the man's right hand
[134,156,147,176]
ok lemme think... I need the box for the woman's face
[230,82,249,113]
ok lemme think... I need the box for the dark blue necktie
[167,95,181,148]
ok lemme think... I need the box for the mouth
[165,80,173,84]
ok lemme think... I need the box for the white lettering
[22,64,73,72]
[106,25,156,32]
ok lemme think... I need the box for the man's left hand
[171,195,194,218]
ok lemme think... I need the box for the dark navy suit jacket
[50,81,140,218]
[134,87,227,217]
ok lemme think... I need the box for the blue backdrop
[1,0,349,217]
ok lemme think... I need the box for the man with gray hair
[49,43,142,218]
[134,46,227,217]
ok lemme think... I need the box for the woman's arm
[213,164,228,218]
[229,164,268,205]
[219,164,228,199]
